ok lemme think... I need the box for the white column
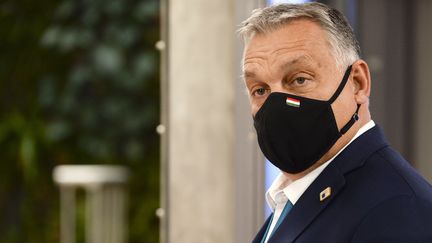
[167,0,236,242]
[233,1,267,242]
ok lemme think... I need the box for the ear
[350,59,371,104]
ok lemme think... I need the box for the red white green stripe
[286,97,300,107]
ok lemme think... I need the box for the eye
[285,74,315,91]
[251,87,268,97]
[293,77,307,85]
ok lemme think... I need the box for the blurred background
[0,0,160,242]
[1,0,432,242]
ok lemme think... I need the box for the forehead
[243,20,333,71]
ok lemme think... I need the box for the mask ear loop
[328,65,353,104]
[327,65,360,135]
[340,104,360,134]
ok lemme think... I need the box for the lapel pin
[320,187,332,202]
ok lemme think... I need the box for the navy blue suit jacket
[253,126,432,243]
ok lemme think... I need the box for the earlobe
[351,60,371,104]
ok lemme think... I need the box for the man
[238,3,432,243]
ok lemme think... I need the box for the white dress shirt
[263,120,376,243]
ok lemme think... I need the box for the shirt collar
[266,120,376,211]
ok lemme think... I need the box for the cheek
[249,96,267,115]
[251,100,264,116]
[251,103,259,116]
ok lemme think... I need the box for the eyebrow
[242,55,316,80]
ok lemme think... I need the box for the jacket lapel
[252,215,273,243]
[268,164,345,242]
[267,126,389,243]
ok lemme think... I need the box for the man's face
[243,19,357,130]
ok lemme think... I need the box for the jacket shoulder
[351,194,432,243]
[349,147,432,242]
[375,146,432,201]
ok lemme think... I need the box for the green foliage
[0,0,160,242]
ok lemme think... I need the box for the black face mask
[253,65,360,174]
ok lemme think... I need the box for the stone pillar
[166,0,236,242]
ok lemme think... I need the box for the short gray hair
[238,2,360,69]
